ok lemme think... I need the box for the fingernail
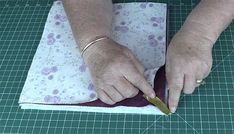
[170,107,176,113]
[150,93,155,98]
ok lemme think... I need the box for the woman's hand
[166,30,213,113]
[83,38,156,104]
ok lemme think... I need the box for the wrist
[81,36,109,57]
[173,27,214,50]
[180,21,216,47]
[82,37,112,65]
[78,30,111,48]
[179,0,234,47]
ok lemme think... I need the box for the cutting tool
[143,94,171,115]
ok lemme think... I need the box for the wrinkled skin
[83,38,156,105]
[63,0,234,113]
[166,30,213,113]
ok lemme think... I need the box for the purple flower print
[156,17,165,23]
[56,34,61,39]
[69,96,75,100]
[148,34,159,47]
[114,26,129,33]
[79,64,87,72]
[41,67,52,75]
[53,89,59,94]
[47,38,55,45]
[51,66,58,73]
[140,3,147,9]
[148,34,155,40]
[149,39,159,47]
[151,17,164,23]
[44,95,61,103]
[120,21,126,25]
[153,23,158,27]
[47,33,54,38]
[157,36,163,41]
[145,73,150,80]
[89,93,96,99]
[114,26,121,31]
[123,11,129,16]
[44,95,51,102]
[59,16,67,22]
[56,1,61,5]
[114,4,122,15]
[55,21,60,25]
[48,75,54,80]
[116,5,122,10]
[54,14,67,22]
[41,66,58,75]
[88,83,95,91]
[150,17,157,21]
[54,14,60,20]
[150,17,164,23]
[51,96,61,103]
[47,33,56,45]
[120,26,129,33]
[149,3,154,7]
[115,11,120,15]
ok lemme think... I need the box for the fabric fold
[19,1,168,115]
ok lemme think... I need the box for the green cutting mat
[0,0,234,133]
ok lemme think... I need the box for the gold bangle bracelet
[81,36,109,57]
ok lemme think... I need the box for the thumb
[123,64,155,98]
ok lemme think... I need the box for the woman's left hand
[166,30,213,113]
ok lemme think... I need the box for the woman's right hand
[83,38,156,104]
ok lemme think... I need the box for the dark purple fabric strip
[78,66,166,107]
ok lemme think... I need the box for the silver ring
[196,79,203,84]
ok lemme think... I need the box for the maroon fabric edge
[76,66,166,107]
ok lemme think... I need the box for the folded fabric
[19,1,167,115]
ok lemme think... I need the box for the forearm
[62,0,113,50]
[179,0,234,46]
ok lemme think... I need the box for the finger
[130,55,145,74]
[96,89,115,105]
[104,85,124,102]
[167,69,184,113]
[123,48,145,74]
[114,77,139,98]
[183,74,196,94]
[197,61,210,79]
[122,65,155,98]
[195,64,207,87]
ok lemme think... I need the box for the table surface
[0,0,234,133]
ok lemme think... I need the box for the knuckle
[97,91,115,105]
[99,96,110,104]
[104,99,116,105]
[108,92,123,102]
[170,83,183,91]
[107,90,115,98]
[124,89,138,98]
